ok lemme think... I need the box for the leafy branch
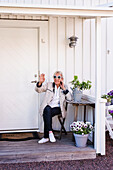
[70,75,92,91]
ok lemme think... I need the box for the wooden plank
[16,0,25,3]
[42,0,49,5]
[0,0,8,2]
[91,0,95,6]
[76,0,83,6]
[8,14,17,19]
[74,17,84,122]
[84,0,91,7]
[95,0,100,6]
[32,0,41,4]
[0,14,9,19]
[74,17,83,80]
[0,151,96,163]
[100,101,105,155]
[58,0,66,5]
[67,0,75,5]
[108,0,113,3]
[101,18,107,94]
[50,0,58,5]
[57,17,66,80]
[90,19,95,96]
[40,20,49,76]
[89,18,95,126]
[65,17,75,129]
[107,17,113,91]
[83,0,92,96]
[69,101,95,105]
[24,0,32,4]
[95,16,102,153]
[49,17,58,81]
[32,15,41,20]
[52,16,65,131]
[0,133,96,163]
[7,0,16,3]
[83,19,91,95]
[65,17,75,85]
[100,0,107,5]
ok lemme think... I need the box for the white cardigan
[35,82,72,118]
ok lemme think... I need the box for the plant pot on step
[73,133,89,148]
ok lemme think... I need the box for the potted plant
[70,75,92,102]
[70,121,93,147]
[101,94,111,106]
[108,110,113,119]
[107,90,113,105]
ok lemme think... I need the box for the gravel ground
[0,132,113,170]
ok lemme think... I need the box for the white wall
[47,16,96,130]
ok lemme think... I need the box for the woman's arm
[35,82,47,93]
[62,84,72,101]
[35,73,47,93]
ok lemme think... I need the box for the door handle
[31,80,37,83]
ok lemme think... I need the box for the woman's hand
[60,80,66,91]
[39,73,45,85]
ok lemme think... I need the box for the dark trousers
[43,105,61,138]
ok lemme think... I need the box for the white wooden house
[0,0,113,156]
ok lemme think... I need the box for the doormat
[0,132,40,141]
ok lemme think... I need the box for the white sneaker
[49,132,56,142]
[38,138,49,144]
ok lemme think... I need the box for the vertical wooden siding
[48,16,94,129]
[0,14,112,129]
[0,0,110,6]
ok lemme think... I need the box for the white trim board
[0,5,113,18]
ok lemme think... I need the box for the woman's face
[54,73,63,87]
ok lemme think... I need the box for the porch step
[0,133,96,163]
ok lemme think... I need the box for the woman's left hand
[60,80,66,90]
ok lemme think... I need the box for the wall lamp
[69,36,78,48]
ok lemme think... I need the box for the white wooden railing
[82,94,106,155]
[105,105,113,139]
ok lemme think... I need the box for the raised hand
[39,73,45,85]
[60,80,66,90]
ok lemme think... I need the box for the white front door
[0,27,39,132]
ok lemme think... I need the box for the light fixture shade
[69,36,78,48]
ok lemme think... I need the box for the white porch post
[95,16,105,155]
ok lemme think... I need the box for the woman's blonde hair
[53,71,63,79]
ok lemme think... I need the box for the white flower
[80,122,84,126]
[70,121,93,134]
[73,127,76,131]
[86,122,91,125]
[90,125,93,129]
[84,125,87,128]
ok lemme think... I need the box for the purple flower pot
[106,102,111,106]
[111,98,113,105]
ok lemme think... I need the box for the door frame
[0,20,48,133]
